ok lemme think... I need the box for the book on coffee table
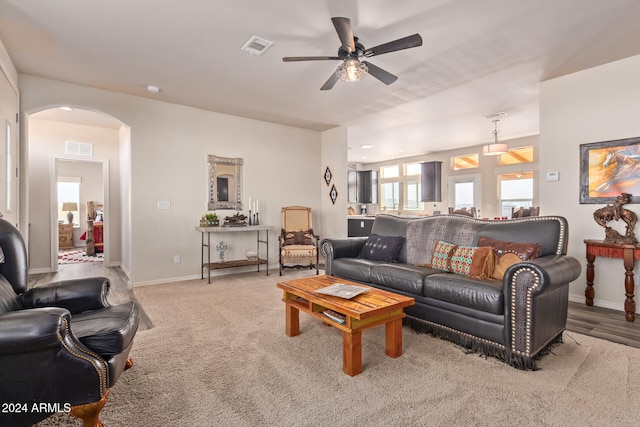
[315,283,369,299]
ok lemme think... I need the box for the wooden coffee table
[277,275,415,376]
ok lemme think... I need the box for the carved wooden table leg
[69,389,110,427]
[585,253,595,306]
[623,248,636,322]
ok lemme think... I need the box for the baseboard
[28,267,52,274]
[568,293,639,314]
[133,274,201,287]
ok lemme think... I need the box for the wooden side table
[58,223,74,250]
[584,239,639,322]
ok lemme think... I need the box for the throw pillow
[359,234,404,262]
[477,236,542,260]
[449,244,478,276]
[492,253,522,280]
[283,230,314,246]
[429,240,483,277]
[429,240,458,271]
[468,246,497,279]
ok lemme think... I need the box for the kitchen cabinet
[347,170,378,204]
[420,161,442,202]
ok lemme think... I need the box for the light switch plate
[157,201,171,210]
[546,171,559,182]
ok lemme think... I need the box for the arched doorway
[26,107,129,273]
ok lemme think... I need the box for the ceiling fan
[283,17,423,90]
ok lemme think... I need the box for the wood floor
[29,262,640,349]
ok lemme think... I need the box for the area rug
[36,272,640,426]
[58,249,103,264]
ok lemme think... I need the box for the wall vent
[241,36,273,56]
[65,141,93,157]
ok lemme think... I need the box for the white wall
[320,126,348,240]
[540,54,640,312]
[19,74,324,284]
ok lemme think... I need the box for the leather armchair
[0,218,139,427]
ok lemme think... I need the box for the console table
[584,239,639,322]
[197,225,273,283]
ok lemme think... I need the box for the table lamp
[62,202,78,224]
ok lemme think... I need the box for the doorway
[53,157,108,268]
[27,107,124,273]
[448,173,482,215]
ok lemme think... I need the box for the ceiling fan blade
[283,56,341,62]
[363,61,398,85]
[364,33,423,57]
[331,17,355,53]
[320,72,340,91]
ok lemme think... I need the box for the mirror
[208,155,243,210]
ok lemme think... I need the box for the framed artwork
[580,136,640,204]
[329,184,338,204]
[324,166,332,186]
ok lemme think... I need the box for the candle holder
[254,213,260,226]
[248,210,252,225]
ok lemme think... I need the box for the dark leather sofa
[0,218,139,426]
[321,214,582,369]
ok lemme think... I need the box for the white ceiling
[2,0,640,163]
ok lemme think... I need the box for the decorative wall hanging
[324,166,332,186]
[329,184,338,204]
[580,136,640,204]
[593,192,638,244]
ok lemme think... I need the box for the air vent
[241,36,273,56]
[65,141,93,157]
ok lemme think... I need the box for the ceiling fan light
[337,59,368,82]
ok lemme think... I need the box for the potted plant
[201,212,219,227]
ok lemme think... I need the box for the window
[380,165,399,178]
[452,153,479,170]
[58,180,80,227]
[499,172,533,217]
[404,163,421,175]
[447,173,481,215]
[499,146,533,165]
[378,162,424,211]
[454,181,474,209]
[404,181,421,209]
[381,182,400,209]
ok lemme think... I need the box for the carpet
[58,249,103,265]
[37,272,640,426]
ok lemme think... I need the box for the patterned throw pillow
[359,234,404,262]
[429,240,481,277]
[429,240,458,271]
[283,231,314,245]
